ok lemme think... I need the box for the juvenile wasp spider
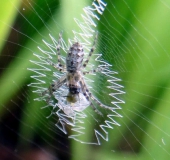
[42,32,112,116]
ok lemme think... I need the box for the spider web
[27,0,124,145]
[0,0,170,160]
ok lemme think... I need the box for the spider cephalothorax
[66,71,81,103]
[42,32,111,116]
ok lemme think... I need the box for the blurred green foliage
[0,0,170,160]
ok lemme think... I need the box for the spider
[42,32,112,116]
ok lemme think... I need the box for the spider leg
[46,59,66,72]
[41,75,66,103]
[56,32,64,68]
[82,67,103,75]
[79,78,103,116]
[82,32,98,68]
[89,92,113,111]
[80,78,113,112]
[46,32,66,72]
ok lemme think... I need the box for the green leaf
[0,0,21,53]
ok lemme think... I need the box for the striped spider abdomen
[66,42,84,73]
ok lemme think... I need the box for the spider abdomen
[66,42,84,72]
